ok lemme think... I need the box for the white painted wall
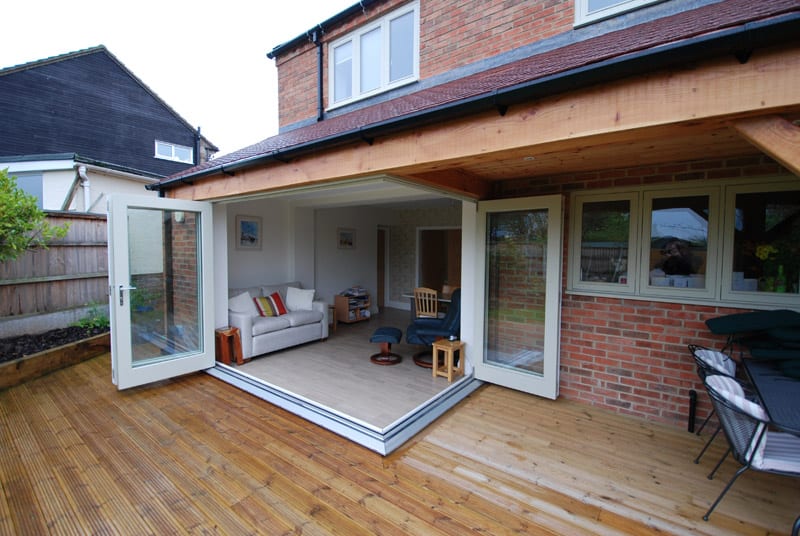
[69,169,156,212]
[314,206,383,310]
[226,198,292,288]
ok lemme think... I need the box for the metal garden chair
[701,374,800,521]
[688,344,738,463]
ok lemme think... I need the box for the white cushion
[285,310,323,327]
[228,291,258,316]
[695,348,736,376]
[286,286,315,311]
[252,316,291,336]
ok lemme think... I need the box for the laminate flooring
[236,308,457,429]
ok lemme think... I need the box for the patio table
[742,358,800,436]
[705,309,800,354]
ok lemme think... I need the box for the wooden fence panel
[0,212,109,317]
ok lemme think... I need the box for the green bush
[0,168,69,262]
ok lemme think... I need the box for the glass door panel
[108,195,214,389]
[475,196,563,399]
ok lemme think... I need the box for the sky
[2,0,356,156]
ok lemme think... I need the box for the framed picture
[337,228,356,249]
[235,215,262,250]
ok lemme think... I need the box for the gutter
[152,12,800,190]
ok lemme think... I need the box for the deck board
[0,353,798,535]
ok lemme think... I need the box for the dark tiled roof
[162,0,800,184]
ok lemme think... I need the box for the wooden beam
[731,115,800,176]
[174,45,800,201]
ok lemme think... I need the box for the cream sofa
[227,281,328,360]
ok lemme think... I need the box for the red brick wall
[275,0,574,128]
[495,155,793,428]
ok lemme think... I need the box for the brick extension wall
[494,155,793,427]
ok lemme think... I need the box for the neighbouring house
[0,45,218,336]
[106,0,800,454]
[0,45,218,213]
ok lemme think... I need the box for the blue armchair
[406,288,461,367]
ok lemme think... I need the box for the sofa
[227,281,328,360]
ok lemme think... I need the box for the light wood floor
[237,308,457,428]
[1,352,798,534]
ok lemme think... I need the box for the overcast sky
[2,0,355,156]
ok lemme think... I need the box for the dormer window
[575,0,662,26]
[329,1,419,108]
[155,140,193,164]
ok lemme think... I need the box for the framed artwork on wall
[236,215,262,250]
[337,228,356,249]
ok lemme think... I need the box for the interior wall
[387,204,461,307]
[314,206,383,310]
[226,198,291,289]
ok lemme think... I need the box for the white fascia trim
[4,159,76,173]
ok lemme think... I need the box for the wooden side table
[431,339,465,383]
[328,304,337,333]
[215,326,243,365]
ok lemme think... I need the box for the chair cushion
[759,432,800,472]
[285,310,323,327]
[694,347,736,376]
[371,327,402,344]
[252,316,291,336]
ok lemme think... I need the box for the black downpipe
[194,126,201,165]
[313,29,324,122]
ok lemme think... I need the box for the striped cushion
[268,292,288,316]
[253,296,276,317]
[695,348,736,376]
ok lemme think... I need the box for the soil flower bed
[0,326,111,390]
[0,325,109,364]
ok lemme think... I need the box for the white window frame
[569,190,640,294]
[574,0,663,26]
[721,181,800,307]
[567,176,800,308]
[638,186,720,302]
[154,140,194,164]
[328,1,419,109]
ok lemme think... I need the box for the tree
[0,168,69,262]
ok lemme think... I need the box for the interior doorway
[418,227,461,290]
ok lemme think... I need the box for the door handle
[119,284,137,306]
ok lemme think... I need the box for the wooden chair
[413,287,438,319]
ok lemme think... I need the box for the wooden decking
[1,354,798,535]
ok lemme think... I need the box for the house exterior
[142,0,800,432]
[0,45,218,213]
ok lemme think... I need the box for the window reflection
[579,200,630,283]
[733,191,800,293]
[648,196,708,288]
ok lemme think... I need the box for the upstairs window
[575,0,662,26]
[155,140,193,164]
[329,1,419,107]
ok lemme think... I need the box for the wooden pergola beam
[175,45,800,201]
[731,115,800,176]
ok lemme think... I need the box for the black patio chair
[701,374,800,521]
[688,344,737,464]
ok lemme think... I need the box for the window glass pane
[587,0,628,13]
[389,11,414,81]
[579,200,630,283]
[333,41,353,102]
[360,27,381,93]
[174,146,192,163]
[649,196,708,288]
[155,141,172,158]
[733,190,800,294]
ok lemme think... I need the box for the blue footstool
[369,327,402,365]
